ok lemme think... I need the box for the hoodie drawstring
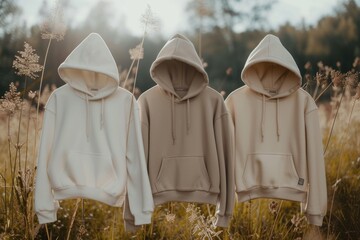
[261,95,280,142]
[101,98,105,129]
[186,98,190,133]
[85,94,90,141]
[85,94,105,141]
[171,94,176,144]
[276,98,280,141]
[261,94,266,142]
[170,94,191,145]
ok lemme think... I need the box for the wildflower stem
[16,76,28,171]
[34,38,52,167]
[67,198,81,240]
[312,82,320,99]
[0,172,7,231]
[327,97,358,239]
[248,200,252,236]
[81,199,85,225]
[25,97,33,177]
[125,30,146,156]
[111,209,116,240]
[323,87,345,155]
[9,77,28,229]
[4,115,11,226]
[198,17,202,59]
[122,59,136,89]
[315,81,333,102]
[282,219,293,239]
[302,82,309,91]
[45,224,50,240]
[268,200,283,240]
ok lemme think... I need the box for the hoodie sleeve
[214,104,235,227]
[123,97,153,231]
[34,94,59,224]
[304,104,327,226]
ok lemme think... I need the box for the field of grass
[0,5,359,239]
[0,78,359,240]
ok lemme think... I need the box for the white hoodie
[34,33,154,227]
[225,34,327,226]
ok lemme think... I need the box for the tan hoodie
[137,34,235,227]
[225,34,327,226]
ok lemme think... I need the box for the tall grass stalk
[8,77,29,230]
[315,81,333,102]
[313,81,320,99]
[66,198,81,240]
[4,115,11,229]
[34,38,52,167]
[24,96,34,177]
[323,87,345,155]
[125,4,156,154]
[268,200,283,240]
[16,77,27,170]
[122,58,136,89]
[326,97,358,239]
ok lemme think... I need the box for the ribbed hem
[153,191,218,205]
[215,215,231,228]
[53,186,125,207]
[306,214,324,226]
[37,210,57,224]
[237,188,307,203]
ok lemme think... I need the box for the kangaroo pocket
[242,153,300,189]
[60,151,121,195]
[155,156,211,192]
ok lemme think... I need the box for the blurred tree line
[0,0,359,98]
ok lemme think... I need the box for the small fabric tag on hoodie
[268,89,278,95]
[298,178,304,185]
[174,87,188,91]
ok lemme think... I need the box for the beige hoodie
[137,34,235,227]
[225,34,327,226]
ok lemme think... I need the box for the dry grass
[0,4,359,238]
[0,59,359,240]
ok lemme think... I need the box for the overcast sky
[15,0,342,37]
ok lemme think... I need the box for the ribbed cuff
[215,215,231,228]
[124,212,152,232]
[37,210,57,224]
[134,212,152,225]
[306,214,324,226]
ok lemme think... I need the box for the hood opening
[241,34,301,99]
[58,33,119,101]
[245,62,299,98]
[153,59,205,99]
[59,68,118,100]
[150,33,209,101]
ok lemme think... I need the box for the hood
[150,34,208,100]
[58,33,119,100]
[241,34,301,99]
